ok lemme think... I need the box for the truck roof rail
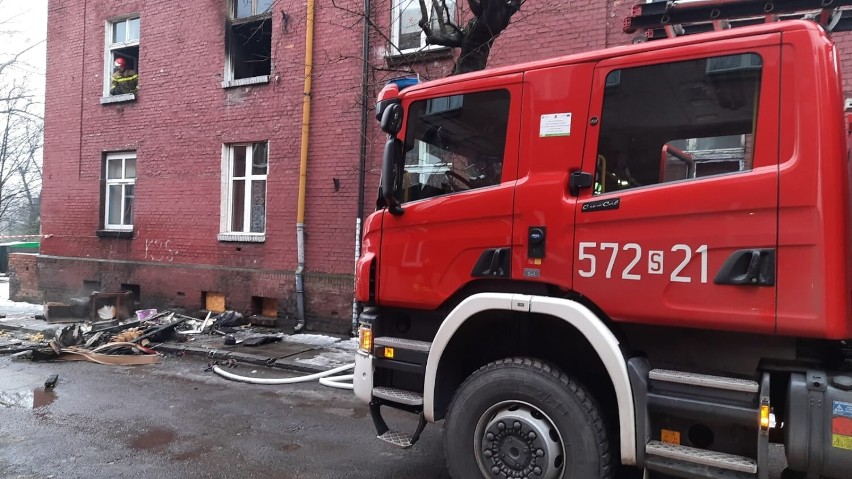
[624,0,852,41]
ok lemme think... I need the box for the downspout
[353,0,371,335]
[78,0,87,179]
[294,0,316,332]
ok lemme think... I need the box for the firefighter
[110,57,138,95]
[466,154,502,188]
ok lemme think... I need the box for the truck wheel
[443,357,611,479]
[779,469,806,479]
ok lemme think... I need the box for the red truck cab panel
[364,21,852,340]
[776,26,852,339]
[355,211,383,303]
[512,63,596,289]
[570,33,781,334]
[376,74,524,309]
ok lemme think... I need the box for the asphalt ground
[0,281,788,479]
[0,354,451,479]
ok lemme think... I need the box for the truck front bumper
[353,350,374,403]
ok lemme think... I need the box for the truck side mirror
[380,103,403,135]
[381,138,404,216]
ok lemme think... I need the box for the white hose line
[212,362,355,388]
[319,374,354,390]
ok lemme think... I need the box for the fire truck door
[573,37,781,334]
[377,81,523,310]
[511,63,595,291]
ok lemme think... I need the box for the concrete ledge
[154,343,335,374]
[221,75,269,89]
[0,318,56,334]
[100,93,136,104]
[217,233,265,243]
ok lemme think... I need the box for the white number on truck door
[576,242,708,283]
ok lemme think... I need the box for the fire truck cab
[354,2,852,478]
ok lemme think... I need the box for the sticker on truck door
[577,242,709,283]
[540,113,571,137]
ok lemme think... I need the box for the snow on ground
[294,350,355,368]
[0,298,42,317]
[0,279,42,317]
[281,333,343,348]
[329,337,359,351]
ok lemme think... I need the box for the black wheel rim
[473,400,565,479]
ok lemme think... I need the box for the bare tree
[419,0,522,74]
[0,1,44,235]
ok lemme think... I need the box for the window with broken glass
[391,0,456,55]
[104,16,140,99]
[225,143,268,235]
[104,152,136,230]
[225,0,273,86]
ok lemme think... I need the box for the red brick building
[28,0,852,333]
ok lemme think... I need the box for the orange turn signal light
[359,326,373,352]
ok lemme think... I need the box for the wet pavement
[0,352,789,479]
[0,355,451,479]
[0,283,788,478]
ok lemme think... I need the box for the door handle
[714,249,775,286]
[471,248,511,277]
[569,171,593,197]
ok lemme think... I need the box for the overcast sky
[1,0,48,98]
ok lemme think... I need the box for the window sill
[222,75,270,89]
[100,93,137,105]
[385,46,452,66]
[218,233,266,243]
[96,229,134,239]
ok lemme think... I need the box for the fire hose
[212,362,355,390]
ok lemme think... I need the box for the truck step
[647,392,758,427]
[373,337,431,352]
[372,410,428,450]
[377,429,415,448]
[649,369,759,393]
[373,386,423,406]
[646,441,757,475]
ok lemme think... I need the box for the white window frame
[223,1,273,88]
[102,15,140,101]
[390,0,456,56]
[104,151,136,231]
[233,0,274,18]
[219,143,268,242]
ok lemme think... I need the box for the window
[225,0,273,87]
[399,90,509,203]
[594,53,762,195]
[104,152,136,230]
[391,0,456,55]
[103,16,140,101]
[220,143,267,240]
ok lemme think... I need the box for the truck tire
[443,357,612,479]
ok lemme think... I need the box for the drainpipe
[294,0,316,333]
[353,0,372,335]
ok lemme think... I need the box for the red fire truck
[354,1,852,478]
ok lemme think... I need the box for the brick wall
[41,0,365,331]
[9,253,42,303]
[38,1,852,332]
[42,0,364,274]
